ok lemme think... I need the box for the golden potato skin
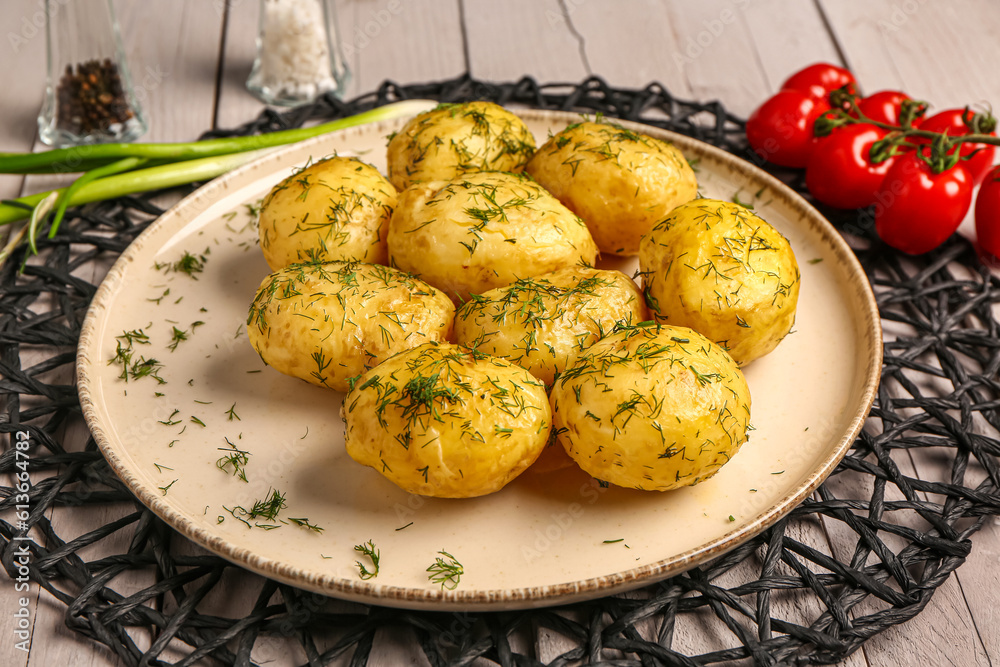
[639,199,800,365]
[247,262,454,392]
[454,267,647,385]
[386,102,536,190]
[526,120,698,256]
[342,342,552,498]
[258,156,397,270]
[550,324,751,491]
[388,171,599,302]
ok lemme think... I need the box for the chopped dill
[288,517,324,533]
[355,540,380,579]
[427,550,463,590]
[216,438,250,482]
[155,250,208,279]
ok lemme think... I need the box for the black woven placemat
[2,75,999,666]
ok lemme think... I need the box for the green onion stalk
[0,100,432,260]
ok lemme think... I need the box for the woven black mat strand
[2,74,999,666]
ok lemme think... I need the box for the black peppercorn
[55,58,135,136]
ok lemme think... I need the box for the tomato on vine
[746,90,830,168]
[780,63,857,101]
[975,165,1000,261]
[874,152,973,255]
[918,108,997,183]
[857,91,921,127]
[806,124,895,209]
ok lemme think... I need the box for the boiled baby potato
[258,156,397,270]
[247,261,453,392]
[526,120,698,256]
[388,171,599,302]
[454,266,647,386]
[550,324,751,491]
[639,198,800,365]
[342,341,551,498]
[386,101,536,190]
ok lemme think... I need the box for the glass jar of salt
[247,0,350,106]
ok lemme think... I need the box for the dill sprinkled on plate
[222,487,287,529]
[216,438,250,482]
[427,550,463,589]
[109,327,166,384]
[158,409,181,426]
[155,249,208,279]
[288,517,323,533]
[354,540,380,579]
[158,479,178,496]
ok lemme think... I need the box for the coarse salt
[255,0,336,101]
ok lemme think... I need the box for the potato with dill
[342,341,552,498]
[454,266,647,386]
[550,324,751,491]
[388,171,599,302]
[639,198,800,365]
[257,156,397,270]
[526,120,698,256]
[247,261,453,392]
[386,101,535,190]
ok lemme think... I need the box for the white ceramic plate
[78,107,882,610]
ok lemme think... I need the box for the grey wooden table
[3,1,1000,665]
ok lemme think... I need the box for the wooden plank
[335,0,465,96]
[462,0,589,83]
[551,0,688,93]
[18,2,226,666]
[213,0,264,131]
[0,0,49,252]
[817,0,1000,108]
[741,0,844,92]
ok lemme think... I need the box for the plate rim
[77,107,883,610]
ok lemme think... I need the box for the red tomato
[857,90,917,127]
[746,90,830,168]
[806,124,894,209]
[874,153,973,254]
[974,165,1000,261]
[780,63,857,101]
[919,109,996,183]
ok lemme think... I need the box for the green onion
[0,149,273,226]
[0,99,433,233]
[0,100,433,174]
